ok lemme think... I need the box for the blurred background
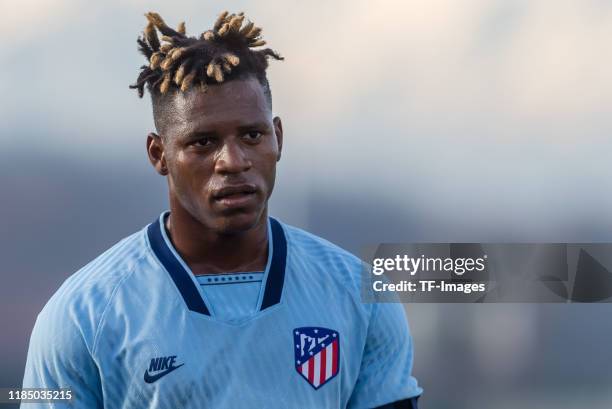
[2,0,612,408]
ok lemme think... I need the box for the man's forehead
[181,110,272,136]
[158,78,273,138]
[176,78,270,121]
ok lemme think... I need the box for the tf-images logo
[144,355,184,384]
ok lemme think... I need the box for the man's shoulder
[275,218,365,294]
[65,226,148,292]
[38,226,150,333]
[278,219,361,264]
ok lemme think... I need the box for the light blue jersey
[22,212,422,408]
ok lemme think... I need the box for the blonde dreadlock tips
[174,62,188,85]
[160,56,175,71]
[149,52,164,69]
[214,11,229,31]
[246,26,261,40]
[159,43,172,53]
[168,47,186,62]
[145,12,165,29]
[223,53,240,67]
[205,62,224,82]
[206,62,216,78]
[239,21,254,36]
[213,64,224,82]
[180,70,196,92]
[144,22,160,51]
[217,23,230,37]
[228,15,245,32]
[160,73,172,94]
[202,30,215,41]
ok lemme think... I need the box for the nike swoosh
[143,363,185,383]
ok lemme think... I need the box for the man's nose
[214,141,252,174]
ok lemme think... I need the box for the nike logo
[144,363,184,383]
[144,355,184,384]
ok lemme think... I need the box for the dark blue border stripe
[260,218,287,310]
[147,218,211,316]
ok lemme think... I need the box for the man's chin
[214,211,264,235]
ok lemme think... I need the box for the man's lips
[211,184,258,209]
[212,184,258,199]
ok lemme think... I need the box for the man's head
[131,11,283,235]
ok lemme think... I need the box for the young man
[22,11,422,408]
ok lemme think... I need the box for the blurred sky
[1,1,612,408]
[2,0,612,238]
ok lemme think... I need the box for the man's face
[148,77,283,234]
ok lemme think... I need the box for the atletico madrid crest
[293,327,340,389]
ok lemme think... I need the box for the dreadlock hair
[130,11,283,116]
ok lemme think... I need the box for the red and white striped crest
[294,327,340,389]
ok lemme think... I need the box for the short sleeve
[21,302,103,409]
[347,302,422,409]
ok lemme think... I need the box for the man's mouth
[212,184,258,208]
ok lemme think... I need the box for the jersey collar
[146,211,287,317]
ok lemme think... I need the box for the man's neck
[165,205,269,276]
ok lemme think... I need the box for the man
[22,11,422,408]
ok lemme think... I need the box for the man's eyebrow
[236,122,272,131]
[181,121,272,138]
[181,130,216,140]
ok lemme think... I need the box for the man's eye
[244,131,263,141]
[193,137,213,146]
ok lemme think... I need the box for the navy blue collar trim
[261,218,287,310]
[147,216,287,316]
[147,217,211,315]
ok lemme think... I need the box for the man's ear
[146,132,168,176]
[273,116,283,162]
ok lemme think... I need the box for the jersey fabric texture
[195,271,264,322]
[22,211,422,408]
